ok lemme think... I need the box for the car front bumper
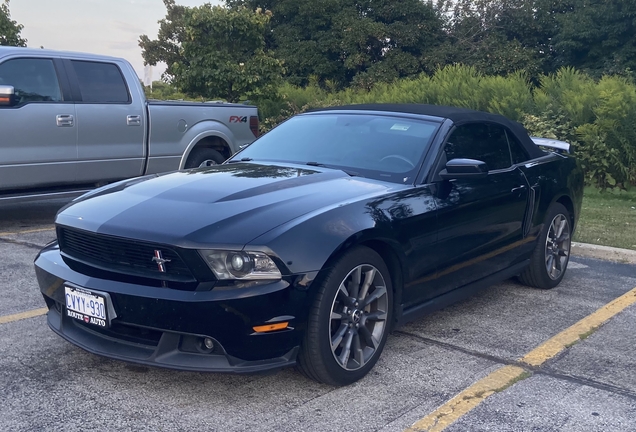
[34,244,316,373]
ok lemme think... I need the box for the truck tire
[185,148,226,168]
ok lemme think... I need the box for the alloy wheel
[329,264,388,371]
[544,213,571,280]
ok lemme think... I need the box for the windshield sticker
[390,124,410,131]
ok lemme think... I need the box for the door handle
[127,115,141,126]
[511,185,527,194]
[56,114,74,127]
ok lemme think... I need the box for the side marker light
[253,322,289,333]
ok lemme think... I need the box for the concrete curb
[572,242,636,265]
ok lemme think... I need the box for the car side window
[0,58,62,104]
[443,123,511,171]
[71,60,129,103]
[506,130,530,164]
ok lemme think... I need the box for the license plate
[64,286,108,328]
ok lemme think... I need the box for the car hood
[56,162,401,247]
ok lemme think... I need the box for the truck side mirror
[0,85,16,107]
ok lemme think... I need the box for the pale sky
[10,0,223,82]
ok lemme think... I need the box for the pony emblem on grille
[152,250,171,272]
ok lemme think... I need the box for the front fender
[246,199,408,276]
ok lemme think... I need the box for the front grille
[58,226,193,280]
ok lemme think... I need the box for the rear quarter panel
[519,152,584,237]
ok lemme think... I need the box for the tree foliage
[553,0,636,78]
[140,1,283,102]
[227,0,445,89]
[0,0,26,47]
[435,0,573,78]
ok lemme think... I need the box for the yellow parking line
[405,286,636,432]
[406,365,528,432]
[0,227,55,236]
[0,308,48,325]
[521,286,636,366]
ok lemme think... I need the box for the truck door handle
[127,115,141,126]
[511,185,527,194]
[56,114,74,127]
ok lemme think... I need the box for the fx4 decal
[229,116,248,123]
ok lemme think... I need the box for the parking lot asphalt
[1,199,635,432]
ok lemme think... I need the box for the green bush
[257,65,636,188]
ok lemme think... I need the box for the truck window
[0,58,62,104]
[71,60,130,103]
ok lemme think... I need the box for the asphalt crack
[395,330,636,402]
[0,237,46,250]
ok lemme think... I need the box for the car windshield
[231,113,441,184]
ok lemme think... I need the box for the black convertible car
[35,104,583,386]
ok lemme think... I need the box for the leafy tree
[227,0,446,89]
[437,0,573,78]
[0,0,26,47]
[140,1,283,102]
[139,0,187,82]
[553,0,636,77]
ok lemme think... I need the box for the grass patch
[573,187,636,250]
[565,325,600,348]
[494,370,532,393]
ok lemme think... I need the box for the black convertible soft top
[311,103,545,159]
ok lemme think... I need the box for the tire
[518,202,572,289]
[184,148,226,168]
[297,246,393,386]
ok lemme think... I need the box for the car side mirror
[0,85,16,107]
[439,158,489,180]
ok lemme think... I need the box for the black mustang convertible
[35,104,583,386]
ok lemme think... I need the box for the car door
[429,122,530,296]
[0,57,77,190]
[65,59,145,184]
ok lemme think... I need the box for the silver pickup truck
[0,47,259,202]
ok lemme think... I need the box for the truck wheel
[518,203,572,289]
[297,246,393,386]
[185,148,226,168]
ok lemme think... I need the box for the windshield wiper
[306,162,358,177]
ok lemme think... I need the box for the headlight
[199,250,282,280]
